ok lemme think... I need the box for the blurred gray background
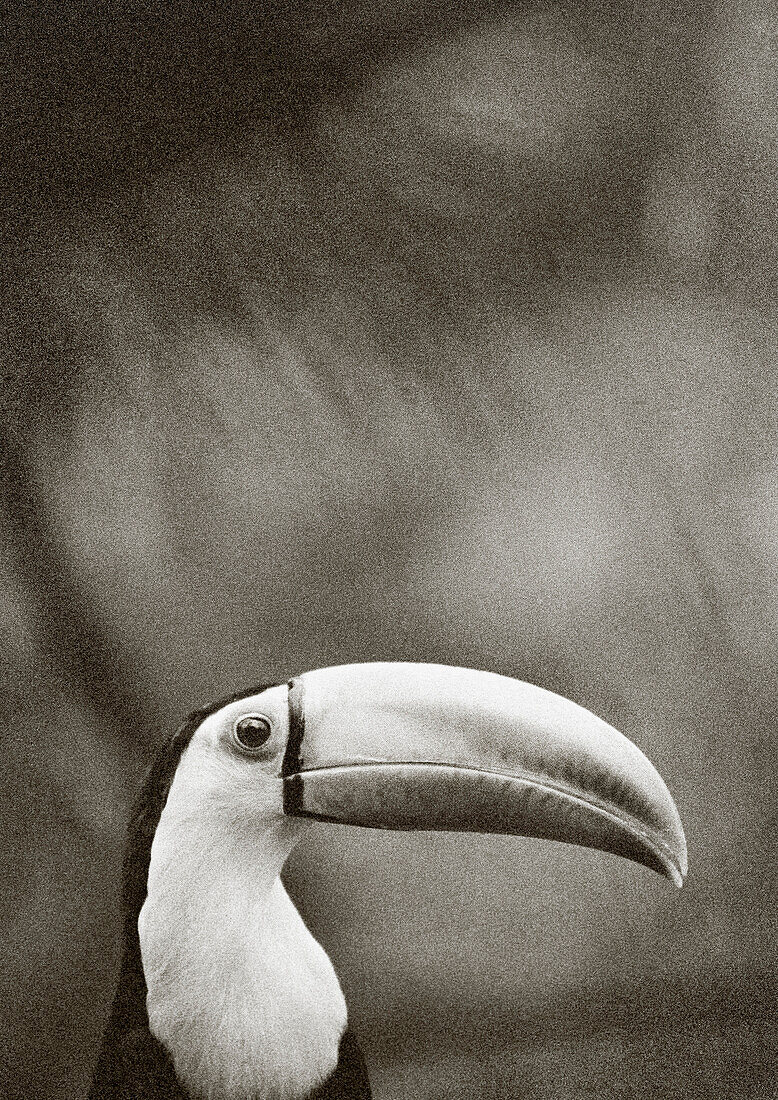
[1,1,775,1097]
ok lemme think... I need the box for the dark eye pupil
[235,716,272,749]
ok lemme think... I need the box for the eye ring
[233,715,273,752]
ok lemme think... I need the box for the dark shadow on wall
[0,0,528,222]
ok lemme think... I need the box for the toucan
[89,662,687,1100]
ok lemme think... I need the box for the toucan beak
[281,662,687,886]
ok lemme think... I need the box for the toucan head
[126,661,687,1100]
[152,661,686,887]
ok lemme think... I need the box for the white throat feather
[138,735,347,1100]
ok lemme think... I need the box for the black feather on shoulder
[310,1030,372,1100]
[89,686,279,1099]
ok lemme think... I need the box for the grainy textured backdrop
[1,2,775,1097]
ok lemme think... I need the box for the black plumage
[89,689,371,1100]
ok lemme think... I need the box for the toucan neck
[138,804,347,1100]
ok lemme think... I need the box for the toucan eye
[233,716,273,751]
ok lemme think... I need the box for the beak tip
[677,849,689,888]
[668,863,685,889]
[662,838,687,888]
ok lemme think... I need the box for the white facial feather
[139,694,348,1100]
